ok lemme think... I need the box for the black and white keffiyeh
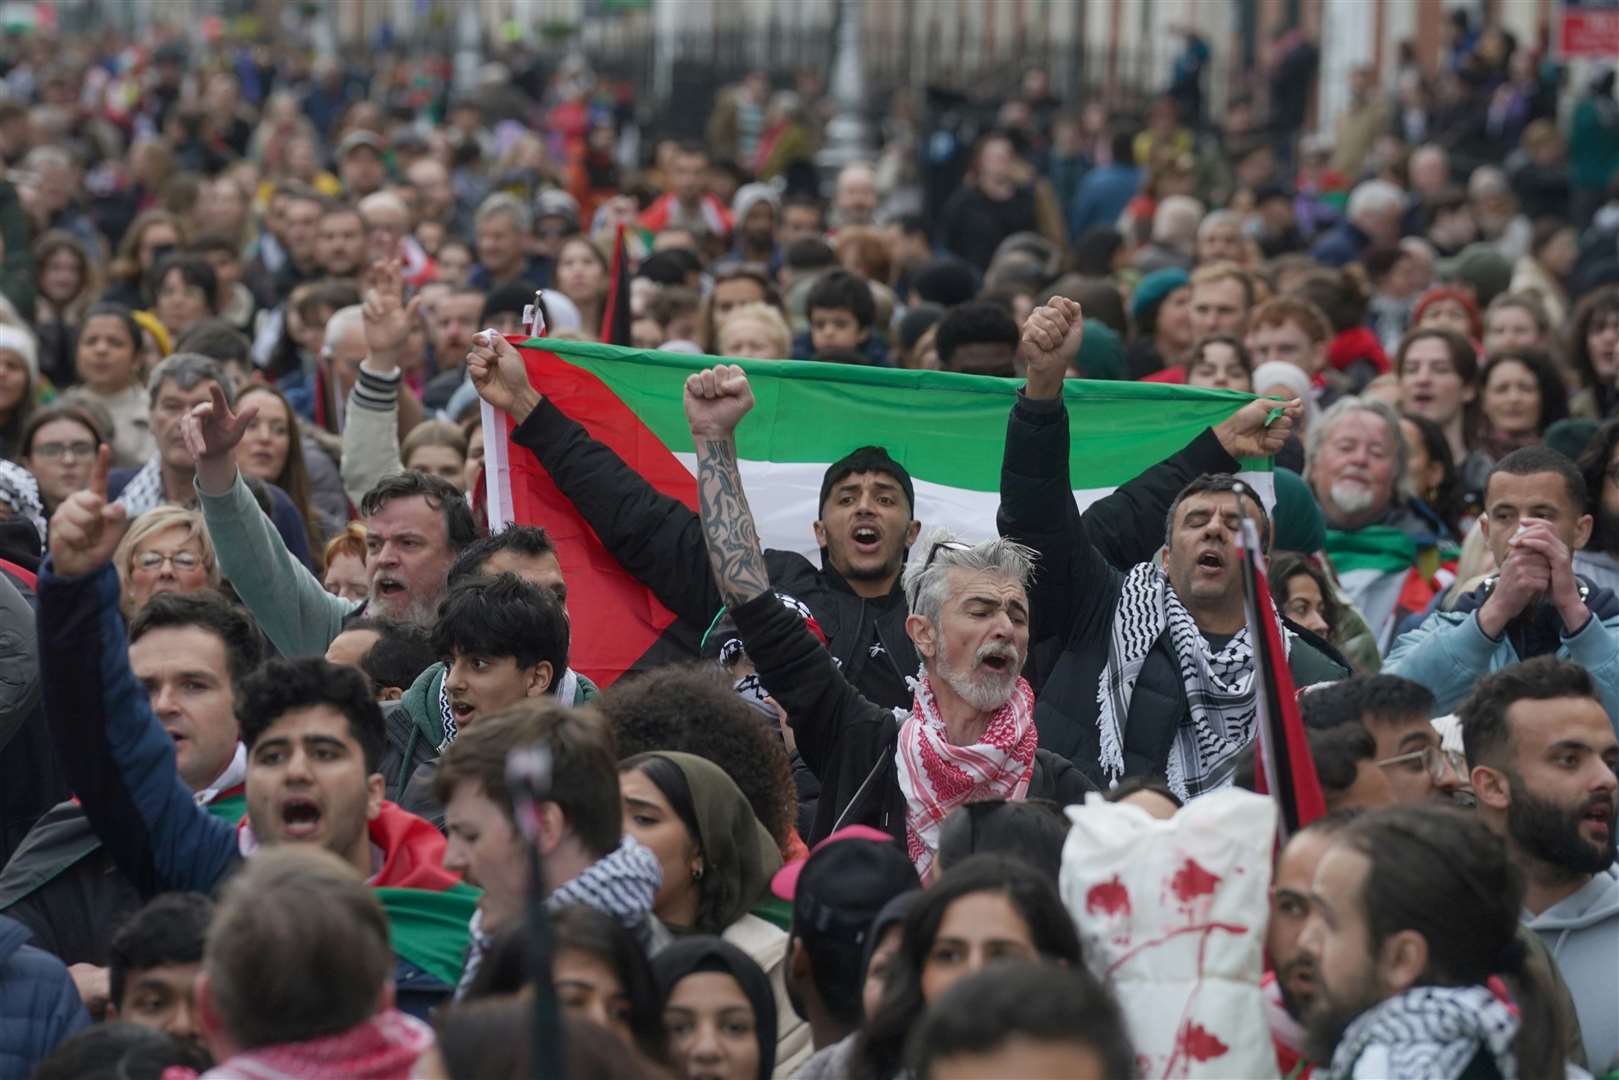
[1096,562,1289,802]
[1325,985,1520,1080]
[115,455,169,517]
[437,665,582,749]
[0,460,46,542]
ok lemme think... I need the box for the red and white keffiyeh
[895,673,1038,878]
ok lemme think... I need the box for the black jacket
[732,591,1097,845]
[998,394,1348,787]
[0,804,142,966]
[0,571,62,867]
[514,394,1234,711]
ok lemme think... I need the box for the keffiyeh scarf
[0,459,46,542]
[1325,985,1520,1080]
[115,454,170,517]
[1096,563,1289,802]
[895,671,1037,879]
[546,835,663,940]
[177,1009,434,1080]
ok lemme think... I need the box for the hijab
[633,751,783,934]
[652,935,777,1080]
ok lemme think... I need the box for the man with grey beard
[682,358,1094,869]
[1308,396,1448,653]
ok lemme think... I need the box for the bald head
[834,162,878,228]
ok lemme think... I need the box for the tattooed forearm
[696,437,772,607]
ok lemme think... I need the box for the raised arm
[186,384,357,656]
[341,259,421,504]
[686,366,884,776]
[468,330,731,625]
[39,449,236,897]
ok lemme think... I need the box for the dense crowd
[0,12,1616,1080]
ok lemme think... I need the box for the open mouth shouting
[975,643,1020,676]
[279,795,324,841]
[372,574,408,603]
[849,522,883,557]
[449,697,478,726]
[1194,548,1227,575]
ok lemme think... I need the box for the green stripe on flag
[204,792,246,824]
[531,339,1271,492]
[1323,526,1420,575]
[374,883,481,987]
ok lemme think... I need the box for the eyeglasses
[31,440,96,461]
[1376,745,1467,783]
[924,539,971,569]
[135,551,204,573]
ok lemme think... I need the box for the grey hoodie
[1526,864,1619,1075]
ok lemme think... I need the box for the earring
[691,866,704,882]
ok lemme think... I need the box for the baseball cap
[336,130,385,160]
[772,825,910,901]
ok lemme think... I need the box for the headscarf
[653,936,778,1080]
[641,751,783,933]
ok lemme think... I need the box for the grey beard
[1327,479,1378,517]
[933,647,1020,712]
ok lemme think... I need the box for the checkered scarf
[1096,563,1288,802]
[895,671,1036,879]
[115,454,169,517]
[1325,985,1519,1080]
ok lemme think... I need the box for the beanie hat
[1251,360,1319,429]
[732,182,780,225]
[0,324,37,382]
[1130,267,1190,325]
[1437,243,1512,309]
[819,446,915,518]
[1074,318,1125,380]
[1411,285,1483,340]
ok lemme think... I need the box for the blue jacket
[1067,165,1141,241]
[35,561,461,1018]
[1385,577,1619,721]
[1308,219,1371,268]
[0,914,89,1079]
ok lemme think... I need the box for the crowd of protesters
[0,10,1617,1080]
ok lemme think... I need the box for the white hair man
[684,362,1093,876]
[1312,180,1405,267]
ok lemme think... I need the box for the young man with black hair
[1000,299,1334,794]
[38,455,477,1017]
[1388,446,1619,719]
[1460,657,1619,1073]
[793,269,889,365]
[933,301,1020,377]
[1300,673,1466,804]
[467,305,1289,712]
[1308,723,1395,812]
[105,893,213,1045]
[323,616,436,702]
[0,591,261,969]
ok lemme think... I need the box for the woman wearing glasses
[110,506,221,619]
[19,402,109,518]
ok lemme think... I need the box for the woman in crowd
[555,236,611,341]
[1183,334,1253,392]
[1399,410,1466,538]
[1469,349,1569,494]
[146,254,218,341]
[618,750,809,1073]
[1123,267,1193,379]
[653,936,777,1080]
[1270,551,1344,646]
[401,419,469,490]
[32,231,102,388]
[111,507,221,620]
[1395,326,1478,471]
[1411,284,1482,342]
[853,854,1083,1080]
[236,383,341,552]
[101,209,187,310]
[550,905,669,1063]
[18,403,105,517]
[717,303,792,361]
[321,523,368,602]
[0,325,38,461]
[71,304,153,469]
[1482,291,1553,357]
[1509,218,1579,325]
[1568,285,1619,420]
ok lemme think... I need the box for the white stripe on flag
[482,400,514,531]
[668,453,1273,562]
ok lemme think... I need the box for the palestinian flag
[1237,515,1326,840]
[1324,526,1455,653]
[483,339,1275,688]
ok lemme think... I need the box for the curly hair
[596,663,797,849]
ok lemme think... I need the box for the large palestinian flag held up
[483,338,1275,688]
